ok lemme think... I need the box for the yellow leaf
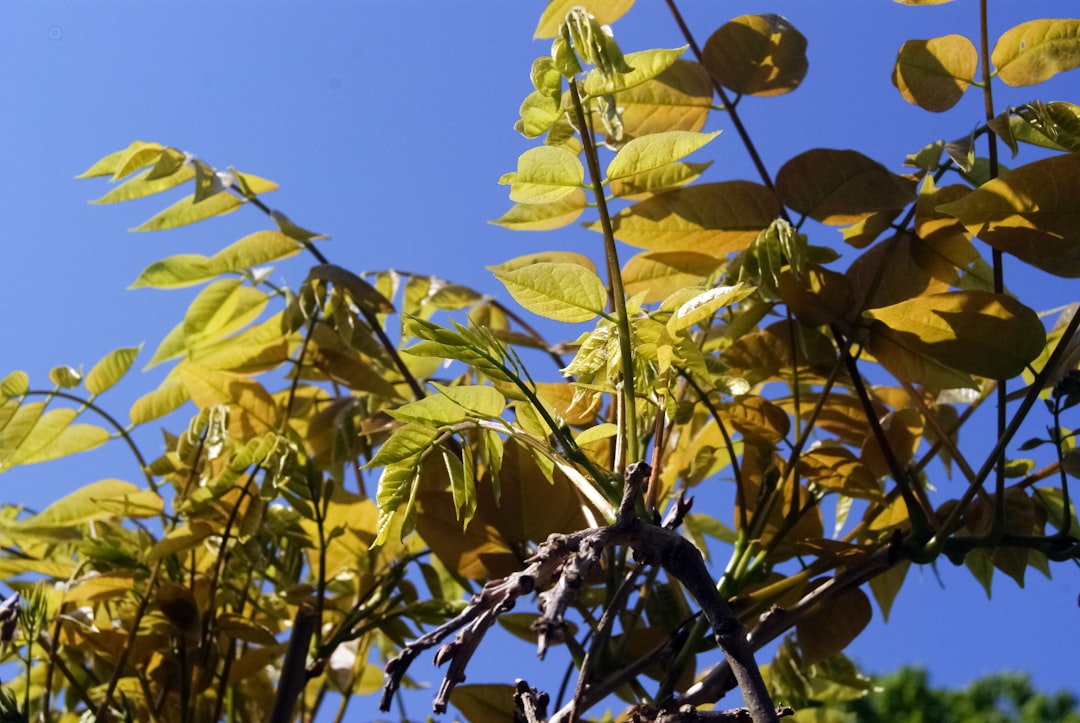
[598,181,780,255]
[864,290,1045,384]
[621,251,722,303]
[892,34,978,112]
[534,0,635,39]
[992,18,1080,86]
[179,362,279,437]
[936,153,1080,277]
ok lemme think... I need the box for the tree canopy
[1,1,1080,722]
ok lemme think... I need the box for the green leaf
[605,130,719,182]
[111,142,166,180]
[575,423,618,446]
[491,189,586,231]
[489,251,597,276]
[702,14,808,97]
[270,210,328,242]
[599,181,781,255]
[491,262,608,323]
[992,19,1080,86]
[936,153,1080,277]
[307,264,395,314]
[515,90,562,139]
[85,346,142,395]
[0,371,28,401]
[131,231,300,289]
[365,423,439,468]
[865,290,1045,383]
[582,47,686,96]
[0,401,44,469]
[49,365,82,389]
[776,149,917,225]
[499,146,584,204]
[432,383,506,419]
[892,34,978,112]
[442,445,476,528]
[372,464,420,547]
[667,283,756,333]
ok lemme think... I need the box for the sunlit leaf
[111,141,166,180]
[667,283,755,333]
[936,154,1080,276]
[606,131,719,182]
[499,146,584,205]
[605,60,712,142]
[992,19,1080,86]
[703,14,808,97]
[131,231,300,289]
[491,189,587,231]
[599,181,781,255]
[129,380,189,426]
[583,47,686,97]
[515,90,562,139]
[491,262,608,323]
[865,290,1045,383]
[776,149,916,225]
[85,345,142,395]
[91,165,195,204]
[15,421,110,466]
[76,141,161,179]
[534,0,635,39]
[0,371,28,400]
[183,279,269,349]
[489,251,597,276]
[10,479,162,531]
[892,34,978,112]
[365,423,439,468]
[610,160,710,199]
[132,192,242,231]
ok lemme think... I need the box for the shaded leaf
[892,34,978,112]
[703,14,808,97]
[179,362,279,437]
[865,290,1045,383]
[992,19,1080,86]
[308,264,394,314]
[604,60,713,141]
[796,584,873,664]
[622,251,723,303]
[936,153,1080,276]
[776,149,916,225]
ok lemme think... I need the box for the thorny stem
[568,79,642,467]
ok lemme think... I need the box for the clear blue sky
[2,1,1079,719]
